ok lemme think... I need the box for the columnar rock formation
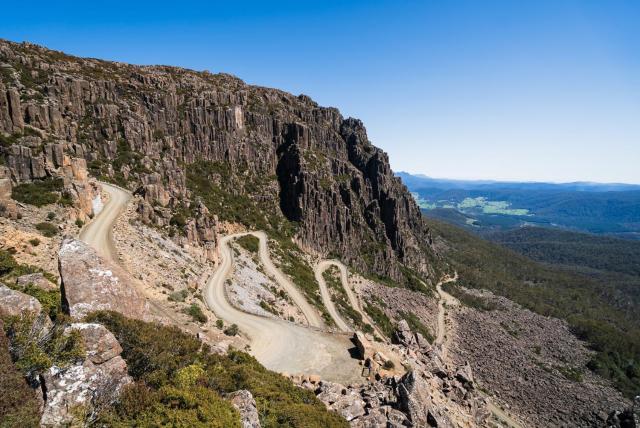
[0,40,439,283]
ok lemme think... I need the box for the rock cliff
[0,39,439,283]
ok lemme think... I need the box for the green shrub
[236,235,259,253]
[557,365,584,382]
[85,311,348,427]
[2,313,84,378]
[11,178,64,207]
[398,311,434,343]
[364,300,394,338]
[168,289,188,302]
[75,218,84,228]
[183,304,207,324]
[442,283,497,312]
[28,238,40,247]
[216,319,224,329]
[224,323,239,336]
[46,212,56,220]
[0,327,41,427]
[35,222,58,237]
[19,283,61,321]
[0,249,18,276]
[383,360,395,370]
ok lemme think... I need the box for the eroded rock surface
[40,323,131,427]
[58,238,150,320]
[307,322,488,427]
[0,283,45,317]
[229,389,261,428]
[16,272,57,291]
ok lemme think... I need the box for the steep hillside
[427,218,640,398]
[0,39,440,285]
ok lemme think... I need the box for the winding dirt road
[249,231,323,328]
[79,182,131,260]
[204,233,363,382]
[315,260,352,332]
[315,260,384,337]
[81,184,362,382]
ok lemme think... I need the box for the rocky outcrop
[40,323,131,427]
[0,283,44,317]
[0,39,439,283]
[307,322,489,427]
[316,381,367,422]
[58,238,150,320]
[607,397,640,428]
[228,390,261,428]
[0,284,52,334]
[15,272,57,291]
[397,371,452,427]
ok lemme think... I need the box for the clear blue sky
[3,1,639,183]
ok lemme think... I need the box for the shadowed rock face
[0,40,439,283]
[58,238,150,320]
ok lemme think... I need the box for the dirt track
[204,233,363,382]
[436,274,524,428]
[81,185,362,382]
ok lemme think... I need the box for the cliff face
[0,40,439,283]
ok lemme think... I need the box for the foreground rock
[58,238,150,320]
[229,390,261,428]
[40,323,132,427]
[16,272,58,291]
[606,396,640,428]
[0,284,52,333]
[307,322,488,427]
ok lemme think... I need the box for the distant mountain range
[397,171,640,239]
[397,172,640,192]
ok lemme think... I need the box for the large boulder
[40,323,132,427]
[0,284,52,333]
[58,238,150,320]
[353,331,374,360]
[0,284,45,317]
[397,371,453,428]
[315,381,365,422]
[229,389,261,428]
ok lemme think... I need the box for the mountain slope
[0,39,439,285]
[427,218,640,397]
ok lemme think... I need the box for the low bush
[2,313,85,378]
[224,323,239,336]
[168,289,188,302]
[183,304,207,324]
[236,235,259,253]
[28,238,40,247]
[11,178,64,207]
[363,300,394,338]
[86,311,348,427]
[35,222,58,237]
[398,311,434,343]
[0,327,41,427]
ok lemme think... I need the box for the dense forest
[427,219,640,398]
